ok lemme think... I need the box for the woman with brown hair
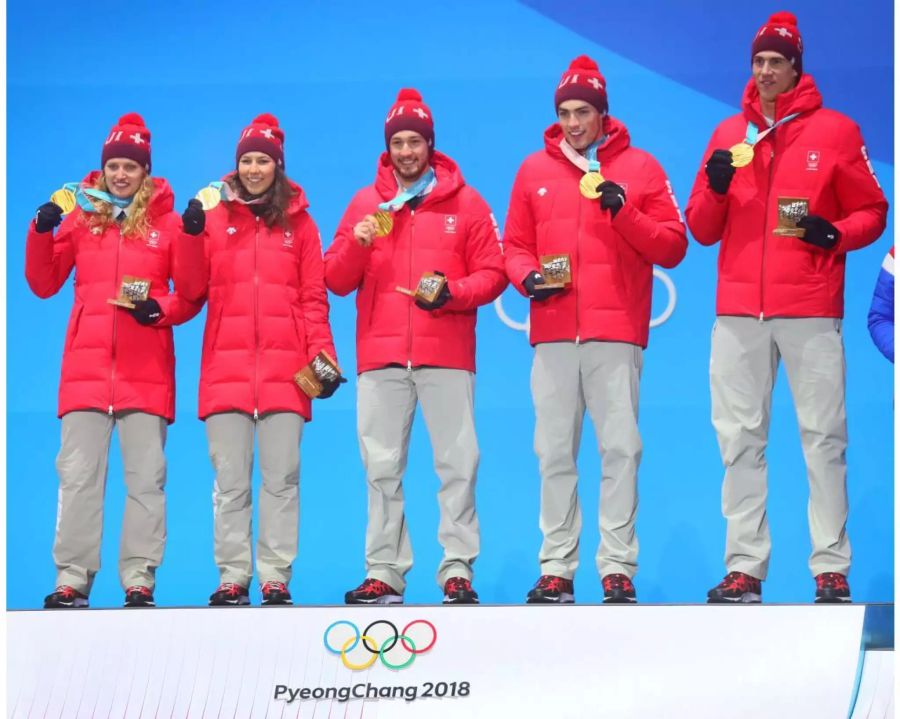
[26,112,201,609]
[176,113,341,606]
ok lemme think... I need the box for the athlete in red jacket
[325,89,507,605]
[686,12,888,604]
[176,114,339,607]
[504,56,687,604]
[28,113,202,609]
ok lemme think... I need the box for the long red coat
[174,177,336,421]
[504,118,687,348]
[25,173,201,422]
[685,75,888,318]
[324,151,507,373]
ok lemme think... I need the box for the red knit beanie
[101,112,151,172]
[555,55,608,115]
[236,113,285,168]
[384,88,435,152]
[751,11,803,76]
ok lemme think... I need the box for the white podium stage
[8,604,893,718]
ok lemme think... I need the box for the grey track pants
[206,411,304,586]
[357,367,480,592]
[710,316,850,579]
[531,341,643,579]
[53,410,167,593]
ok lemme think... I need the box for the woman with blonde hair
[26,112,201,609]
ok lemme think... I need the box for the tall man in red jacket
[686,12,888,604]
[325,89,507,605]
[505,56,687,604]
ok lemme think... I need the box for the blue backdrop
[7,0,893,608]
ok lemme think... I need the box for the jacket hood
[81,171,174,219]
[543,115,632,165]
[374,149,465,205]
[741,73,823,126]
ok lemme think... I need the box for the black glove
[129,298,163,325]
[182,199,205,236]
[705,149,736,195]
[796,215,840,250]
[415,271,452,311]
[598,180,626,218]
[523,270,565,302]
[35,202,64,233]
[318,376,347,399]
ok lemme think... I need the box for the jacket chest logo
[147,230,160,248]
[226,226,237,235]
[282,230,294,249]
[806,150,820,171]
[444,215,458,234]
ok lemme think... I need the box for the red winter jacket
[504,118,687,348]
[324,152,507,374]
[685,75,888,318]
[25,173,202,422]
[174,176,336,421]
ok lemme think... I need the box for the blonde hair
[85,174,155,239]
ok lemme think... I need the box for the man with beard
[325,88,507,605]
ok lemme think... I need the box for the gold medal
[50,188,77,215]
[579,171,605,199]
[729,142,754,168]
[195,185,221,211]
[373,210,393,237]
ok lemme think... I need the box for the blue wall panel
[7,0,893,607]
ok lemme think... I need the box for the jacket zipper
[253,216,261,419]
[407,209,415,370]
[759,112,778,322]
[574,186,582,344]
[109,227,122,414]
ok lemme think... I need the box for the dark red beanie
[751,11,803,76]
[384,88,435,151]
[236,113,285,168]
[101,112,152,172]
[555,55,608,115]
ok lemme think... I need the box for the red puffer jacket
[175,176,336,421]
[504,118,687,348]
[685,75,888,318]
[25,173,201,421]
[324,151,507,373]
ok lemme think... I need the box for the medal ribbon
[378,168,437,212]
[63,182,133,212]
[743,112,800,147]
[585,140,603,173]
[210,180,269,206]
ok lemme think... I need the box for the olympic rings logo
[493,268,678,332]
[324,619,437,671]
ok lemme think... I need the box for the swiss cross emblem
[148,229,160,247]
[261,128,274,139]
[413,107,429,119]
[537,187,548,197]
[226,226,237,235]
[282,230,294,248]
[588,77,603,91]
[130,133,145,144]
[806,150,820,170]
[775,27,792,38]
[444,215,458,234]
